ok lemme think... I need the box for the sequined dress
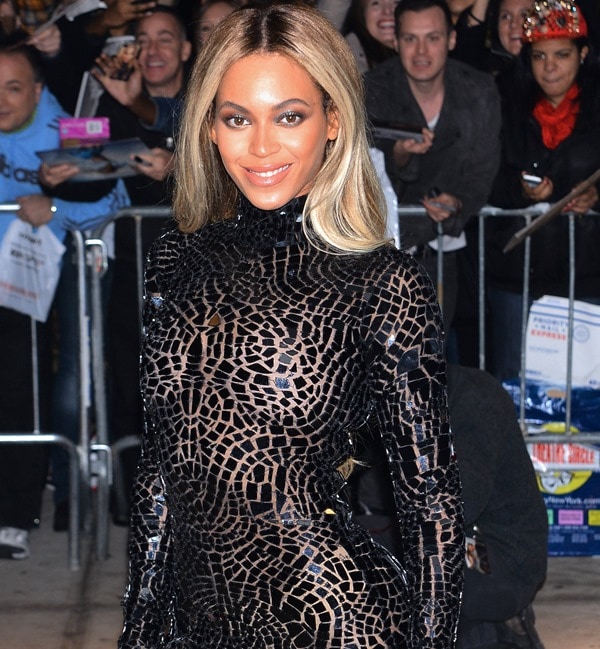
[119,197,464,649]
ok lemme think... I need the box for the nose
[142,39,159,56]
[248,122,279,158]
[544,56,556,72]
[416,37,427,55]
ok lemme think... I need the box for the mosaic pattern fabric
[119,197,464,648]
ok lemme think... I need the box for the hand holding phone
[522,172,543,188]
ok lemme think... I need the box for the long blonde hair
[174,2,389,253]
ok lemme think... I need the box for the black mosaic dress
[119,197,464,649]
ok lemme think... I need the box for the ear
[34,82,42,105]
[181,39,193,63]
[326,108,340,141]
[448,29,457,52]
[210,122,218,145]
[580,45,589,63]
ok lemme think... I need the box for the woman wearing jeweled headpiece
[485,0,600,382]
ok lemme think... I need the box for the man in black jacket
[364,0,500,329]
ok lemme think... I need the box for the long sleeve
[51,178,130,233]
[363,256,464,648]
[118,240,175,649]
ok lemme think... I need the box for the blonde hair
[174,2,389,253]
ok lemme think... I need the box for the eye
[531,51,544,61]
[224,114,249,127]
[278,111,303,125]
[499,11,510,21]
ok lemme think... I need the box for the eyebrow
[398,29,445,37]
[137,28,177,38]
[216,98,312,112]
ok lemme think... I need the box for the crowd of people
[1,0,594,646]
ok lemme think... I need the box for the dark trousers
[0,307,52,529]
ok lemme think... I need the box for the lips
[412,58,431,68]
[243,164,291,187]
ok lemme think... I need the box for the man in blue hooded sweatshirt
[0,41,129,559]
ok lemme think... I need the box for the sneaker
[0,526,30,560]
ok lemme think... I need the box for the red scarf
[532,83,580,149]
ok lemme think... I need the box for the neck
[408,74,445,122]
[147,72,184,99]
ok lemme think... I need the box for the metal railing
[398,204,600,444]
[3,201,596,567]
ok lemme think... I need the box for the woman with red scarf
[485,0,600,381]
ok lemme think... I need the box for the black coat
[365,58,501,247]
[487,65,600,298]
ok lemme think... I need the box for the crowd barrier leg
[87,207,171,558]
[0,434,81,569]
[85,238,112,560]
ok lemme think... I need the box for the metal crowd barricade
[397,204,600,445]
[0,223,91,570]
[81,203,600,556]
[87,206,172,559]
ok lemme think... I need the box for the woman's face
[497,0,532,56]
[210,53,339,211]
[531,38,587,106]
[363,0,399,48]
[197,2,235,47]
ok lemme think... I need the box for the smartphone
[109,41,140,81]
[522,173,543,187]
[370,120,424,143]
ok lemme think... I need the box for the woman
[193,0,240,49]
[119,3,464,648]
[448,0,534,73]
[343,0,399,73]
[486,0,600,381]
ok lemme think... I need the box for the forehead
[136,12,182,37]
[216,53,319,100]
[500,0,532,13]
[531,37,576,54]
[201,2,233,20]
[0,52,36,82]
[397,7,448,33]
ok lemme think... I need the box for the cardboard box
[529,441,600,556]
[525,295,600,388]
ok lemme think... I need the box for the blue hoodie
[0,87,130,243]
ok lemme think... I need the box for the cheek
[365,13,377,33]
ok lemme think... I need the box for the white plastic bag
[0,219,65,322]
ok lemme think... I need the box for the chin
[243,192,295,211]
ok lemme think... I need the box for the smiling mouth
[247,164,290,178]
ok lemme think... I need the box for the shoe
[497,604,545,649]
[0,526,30,560]
[53,500,69,532]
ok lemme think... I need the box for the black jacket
[487,64,600,298]
[365,58,501,247]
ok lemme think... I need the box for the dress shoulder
[144,226,188,296]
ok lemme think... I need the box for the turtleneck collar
[237,195,307,222]
[233,195,308,249]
